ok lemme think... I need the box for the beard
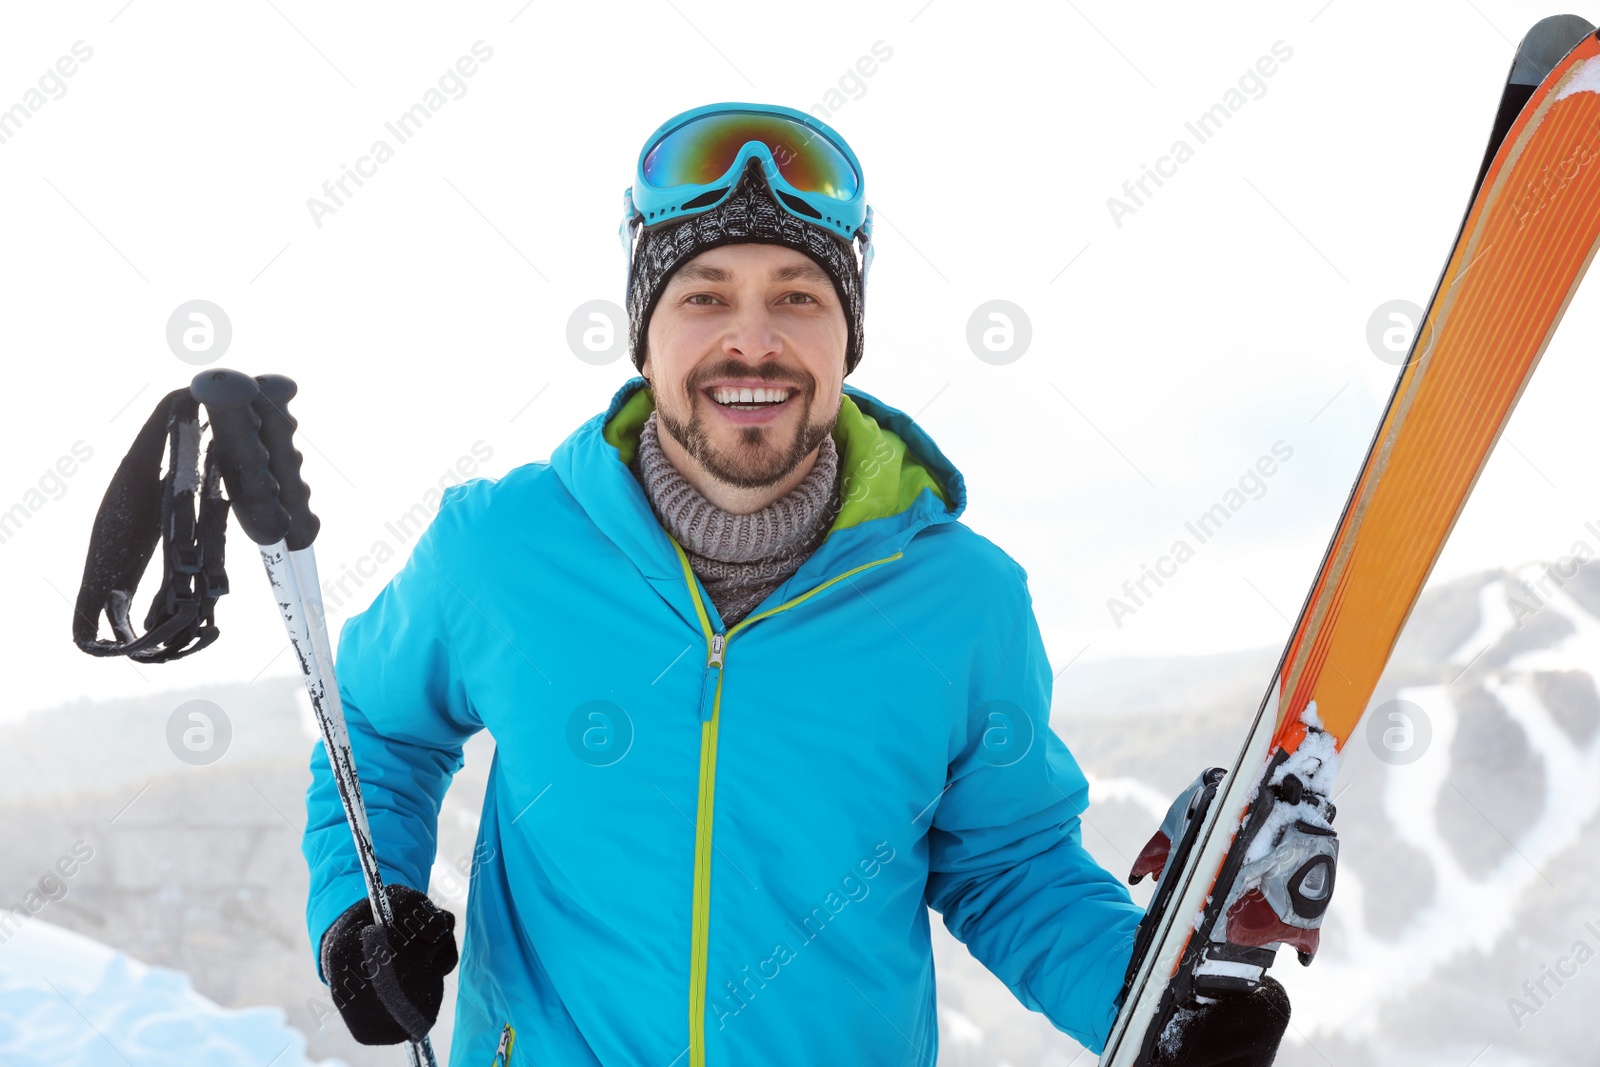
[654,360,838,490]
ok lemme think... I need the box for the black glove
[1153,977,1291,1067]
[320,884,458,1045]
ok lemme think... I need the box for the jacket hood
[550,376,967,594]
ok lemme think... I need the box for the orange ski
[1277,29,1600,756]
[1103,16,1600,1065]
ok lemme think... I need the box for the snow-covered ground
[0,919,341,1067]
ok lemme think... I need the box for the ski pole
[190,369,440,1067]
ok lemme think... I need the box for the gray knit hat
[626,157,865,376]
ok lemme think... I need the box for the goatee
[656,372,837,490]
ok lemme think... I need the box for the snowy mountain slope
[1283,569,1600,1064]
[933,563,1600,1067]
[0,919,341,1066]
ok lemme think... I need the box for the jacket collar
[550,376,967,618]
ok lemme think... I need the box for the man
[304,102,1290,1066]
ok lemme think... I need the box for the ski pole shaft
[190,369,438,1067]
[264,539,438,1067]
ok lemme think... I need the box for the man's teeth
[711,386,790,406]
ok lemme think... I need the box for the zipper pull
[698,633,726,723]
[493,1023,515,1065]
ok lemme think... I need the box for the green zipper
[672,540,903,1067]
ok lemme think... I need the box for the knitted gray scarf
[632,411,841,627]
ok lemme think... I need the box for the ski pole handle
[189,368,292,546]
[253,374,321,551]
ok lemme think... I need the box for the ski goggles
[619,102,874,286]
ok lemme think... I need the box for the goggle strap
[619,187,642,300]
[858,205,875,297]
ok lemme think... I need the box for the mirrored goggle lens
[642,112,860,202]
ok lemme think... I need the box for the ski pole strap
[72,388,231,662]
[72,369,320,662]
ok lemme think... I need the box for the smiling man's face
[642,242,848,495]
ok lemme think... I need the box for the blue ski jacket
[303,377,1144,1066]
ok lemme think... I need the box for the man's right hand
[321,883,459,1045]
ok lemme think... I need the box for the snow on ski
[1101,15,1600,1065]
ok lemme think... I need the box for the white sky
[2,0,1596,720]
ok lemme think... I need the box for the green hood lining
[602,387,949,534]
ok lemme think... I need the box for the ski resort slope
[0,919,342,1067]
[1070,566,1600,1066]
[1291,572,1600,1039]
